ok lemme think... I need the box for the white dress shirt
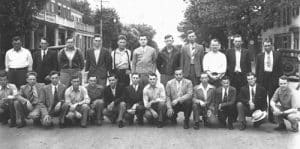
[176,80,183,96]
[65,49,76,61]
[203,51,227,74]
[5,47,33,71]
[234,49,241,72]
[94,48,101,64]
[51,84,58,95]
[249,85,256,104]
[41,49,48,60]
[264,51,273,72]
[222,87,229,101]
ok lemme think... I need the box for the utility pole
[97,0,109,38]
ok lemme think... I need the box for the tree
[71,0,94,25]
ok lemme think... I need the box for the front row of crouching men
[0,69,299,132]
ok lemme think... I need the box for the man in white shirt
[5,36,33,88]
[203,39,227,87]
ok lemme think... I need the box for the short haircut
[246,72,256,77]
[88,75,97,79]
[139,34,148,39]
[49,71,60,77]
[233,34,242,41]
[131,73,140,77]
[118,35,127,41]
[186,30,194,35]
[200,72,208,78]
[27,71,37,78]
[210,38,220,45]
[0,71,8,78]
[40,37,48,43]
[174,67,183,72]
[148,73,157,78]
[164,34,173,40]
[71,74,80,81]
[279,75,288,81]
[108,73,118,79]
[263,38,272,45]
[222,76,230,81]
[12,36,21,42]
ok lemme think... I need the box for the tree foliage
[71,1,94,25]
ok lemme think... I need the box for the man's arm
[270,88,280,111]
[143,87,150,108]
[165,82,172,109]
[179,80,193,102]
[27,50,33,71]
[85,51,90,72]
[79,87,90,105]
[132,50,137,73]
[5,51,9,72]
[156,85,166,102]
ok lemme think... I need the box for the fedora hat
[252,110,267,122]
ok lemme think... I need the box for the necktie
[266,54,271,68]
[251,87,255,102]
[54,86,58,103]
[28,86,34,102]
[42,50,46,60]
[223,88,228,102]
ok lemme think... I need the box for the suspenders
[113,49,131,70]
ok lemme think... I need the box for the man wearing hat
[236,72,268,130]
[111,35,131,87]
[271,75,300,132]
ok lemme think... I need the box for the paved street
[0,114,299,149]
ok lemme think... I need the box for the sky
[88,0,188,49]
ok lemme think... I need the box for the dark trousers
[187,64,199,86]
[89,99,105,123]
[8,68,27,89]
[144,102,167,122]
[236,102,254,122]
[192,103,208,122]
[114,69,130,87]
[65,104,90,126]
[0,100,16,124]
[218,105,235,124]
[169,99,192,121]
[229,72,247,93]
[104,101,126,123]
[124,103,145,123]
[262,72,277,121]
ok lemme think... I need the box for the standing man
[32,38,58,84]
[58,37,84,87]
[226,35,251,93]
[157,35,181,86]
[64,75,90,128]
[14,72,44,128]
[236,72,267,130]
[86,36,112,87]
[0,71,18,127]
[180,30,205,85]
[165,68,193,129]
[123,73,145,125]
[39,71,68,128]
[143,73,167,128]
[271,76,300,132]
[103,74,126,128]
[5,36,33,88]
[132,34,157,87]
[256,40,283,123]
[203,39,227,87]
[213,76,236,130]
[85,76,105,126]
[192,72,215,129]
[111,35,131,87]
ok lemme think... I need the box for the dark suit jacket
[156,46,180,75]
[255,51,283,85]
[123,84,144,108]
[180,43,205,77]
[40,83,66,113]
[85,48,112,79]
[18,83,45,105]
[213,86,236,109]
[103,84,124,106]
[226,48,251,75]
[238,84,267,111]
[33,49,58,83]
[193,84,215,108]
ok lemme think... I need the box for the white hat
[252,110,267,122]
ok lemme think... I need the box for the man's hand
[218,104,222,110]
[167,108,174,118]
[172,99,179,106]
[44,115,51,122]
[150,108,158,119]
[107,102,114,111]
[273,107,282,116]
[70,104,77,111]
[249,102,255,110]
[199,100,206,107]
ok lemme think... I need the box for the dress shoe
[96,120,102,126]
[239,122,246,130]
[118,121,124,128]
[193,122,200,130]
[9,123,16,128]
[137,119,144,125]
[80,124,87,128]
[17,121,26,128]
[183,120,189,129]
[291,123,299,132]
[203,121,209,127]
[171,119,177,125]
[2,120,8,125]
[253,120,264,128]
[269,118,276,124]
[274,123,287,131]
[128,119,134,125]
[157,121,163,128]
[228,123,234,130]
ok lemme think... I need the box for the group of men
[0,30,299,132]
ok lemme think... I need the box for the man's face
[174,70,183,81]
[93,38,102,47]
[164,37,174,47]
[131,74,140,85]
[88,77,97,87]
[0,76,8,87]
[210,41,221,52]
[108,77,117,87]
[40,41,48,50]
[50,74,59,85]
[233,37,242,48]
[118,39,127,49]
[264,42,272,53]
[71,78,80,88]
[66,39,74,48]
[27,75,37,86]
[200,74,209,84]
[12,40,21,50]
[139,36,148,46]
[149,76,157,86]
[247,75,256,86]
[187,33,196,43]
[279,79,288,89]
[222,79,230,88]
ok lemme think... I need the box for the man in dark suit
[32,38,58,84]
[236,72,267,130]
[226,35,251,93]
[157,35,181,86]
[255,40,283,123]
[39,71,68,128]
[180,30,205,85]
[123,73,145,125]
[103,74,126,128]
[85,36,112,86]
[213,76,236,130]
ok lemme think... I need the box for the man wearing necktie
[236,72,267,130]
[255,40,283,123]
[213,76,236,130]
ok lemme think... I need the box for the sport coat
[85,48,112,80]
[32,49,58,83]
[132,45,157,74]
[213,86,236,109]
[18,83,45,105]
[103,84,125,106]
[156,46,180,75]
[193,84,215,108]
[238,84,267,111]
[166,78,193,108]
[255,51,283,86]
[40,83,66,112]
[226,48,251,75]
[123,84,144,108]
[180,43,204,77]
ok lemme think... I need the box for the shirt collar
[249,84,256,89]
[0,84,10,90]
[198,83,214,90]
[71,86,80,92]
[265,50,273,55]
